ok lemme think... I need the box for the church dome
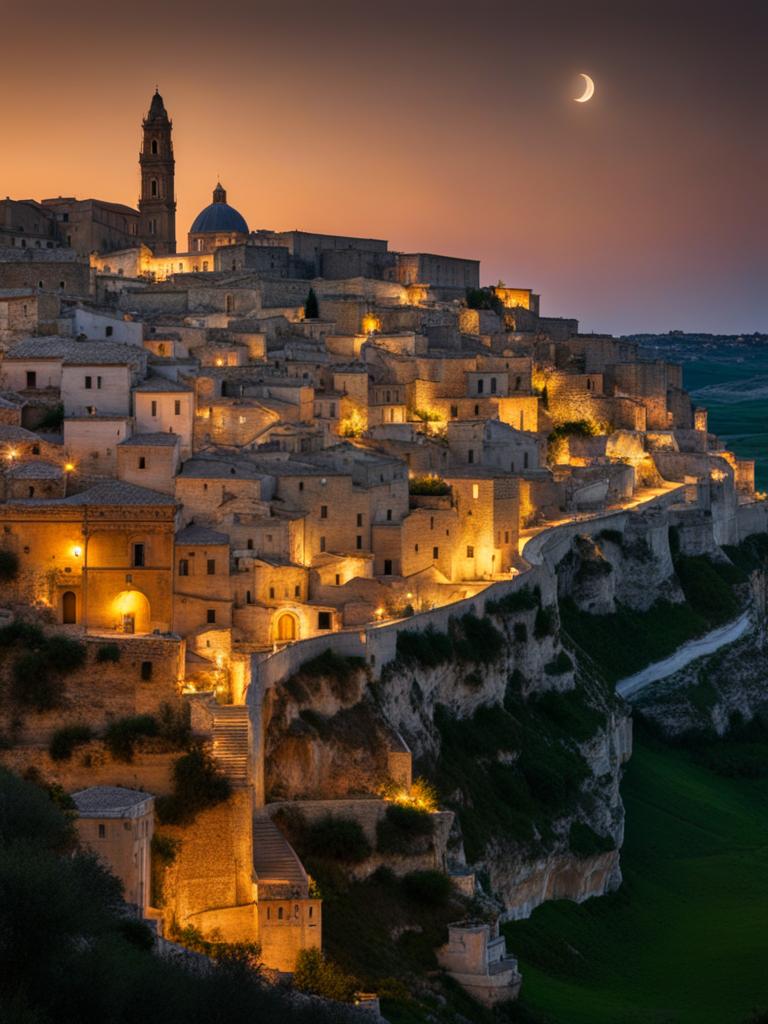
[189,183,249,235]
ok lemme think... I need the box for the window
[515,375,522,390]
[491,377,497,394]
[474,404,480,416]
[84,375,92,389]
[383,559,392,575]
[294,584,300,597]
[97,376,102,389]
[32,445,39,455]
[269,587,275,599]
[59,281,65,290]
[414,543,419,552]
[356,536,362,549]
[151,179,158,197]
[386,509,392,521]
[151,400,157,417]
[356,513,363,526]
[335,574,341,585]
[504,530,510,544]
[477,379,484,394]
[26,371,36,388]
[468,449,474,464]
[318,611,332,629]
[467,545,474,558]
[319,536,326,552]
[246,590,253,604]
[472,484,479,499]
[329,402,336,417]
[298,481,304,491]
[105,326,113,337]
[278,907,284,921]
[432,546,439,559]
[524,452,529,469]
[430,516,434,529]
[141,661,153,680]
[202,261,208,272]
[132,543,145,567]
[207,559,216,575]
[138,456,146,469]
[174,400,181,415]
[450,404,458,418]
[178,559,189,576]
[320,505,328,519]
[206,609,216,624]
[98,824,106,839]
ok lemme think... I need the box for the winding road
[615,610,752,700]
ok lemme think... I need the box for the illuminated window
[472,484,479,499]
[467,546,474,558]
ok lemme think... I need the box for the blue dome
[190,183,249,235]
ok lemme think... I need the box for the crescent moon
[575,73,595,103]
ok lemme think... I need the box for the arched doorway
[62,591,77,624]
[275,612,299,643]
[113,590,151,634]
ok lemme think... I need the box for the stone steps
[252,815,307,887]
[210,705,250,785]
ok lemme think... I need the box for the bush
[49,724,93,761]
[568,821,614,858]
[513,622,528,643]
[401,869,452,906]
[544,651,574,675]
[396,626,452,668]
[453,613,504,664]
[155,747,231,825]
[303,815,372,863]
[0,621,45,648]
[96,643,121,663]
[534,605,557,638]
[43,635,86,672]
[11,652,63,711]
[376,804,434,855]
[0,549,19,582]
[293,947,359,1003]
[486,586,540,616]
[675,555,740,626]
[104,714,159,762]
[36,402,64,431]
[304,287,319,319]
[597,529,623,546]
[408,475,450,496]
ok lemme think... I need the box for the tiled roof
[7,460,62,479]
[5,337,145,365]
[175,525,230,545]
[72,786,154,818]
[133,376,193,392]
[0,424,41,441]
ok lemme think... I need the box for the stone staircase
[210,705,250,786]
[252,815,308,891]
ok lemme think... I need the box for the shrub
[534,605,557,638]
[151,833,181,864]
[104,714,159,762]
[569,821,614,858]
[408,475,450,496]
[0,620,45,648]
[453,613,504,664]
[11,652,63,711]
[675,555,739,626]
[304,287,319,319]
[120,918,155,951]
[376,804,434,855]
[36,403,64,431]
[303,815,372,863]
[49,724,93,761]
[597,528,623,546]
[486,586,540,616]
[0,549,19,582]
[299,649,364,683]
[155,747,231,825]
[401,869,452,906]
[544,651,574,675]
[96,643,120,663]
[396,626,452,668]
[43,635,86,672]
[293,947,359,1003]
[513,622,528,643]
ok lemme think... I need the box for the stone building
[137,91,176,255]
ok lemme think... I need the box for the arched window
[150,179,158,198]
[62,591,77,624]
[151,139,158,155]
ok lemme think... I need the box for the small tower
[138,90,176,255]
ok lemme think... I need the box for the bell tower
[138,90,176,255]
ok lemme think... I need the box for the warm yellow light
[361,313,381,335]
[64,462,75,473]
[375,607,384,618]
[406,592,413,600]
[7,449,17,460]
[215,357,224,367]
[114,590,140,615]
[73,546,82,558]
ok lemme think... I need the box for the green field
[505,740,768,1024]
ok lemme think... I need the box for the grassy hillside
[504,738,768,1024]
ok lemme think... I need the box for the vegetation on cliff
[504,735,768,1024]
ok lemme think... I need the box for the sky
[1,0,766,335]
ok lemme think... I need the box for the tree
[304,288,319,320]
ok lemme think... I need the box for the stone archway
[274,611,299,643]
[112,589,151,634]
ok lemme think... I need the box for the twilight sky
[2,0,765,335]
